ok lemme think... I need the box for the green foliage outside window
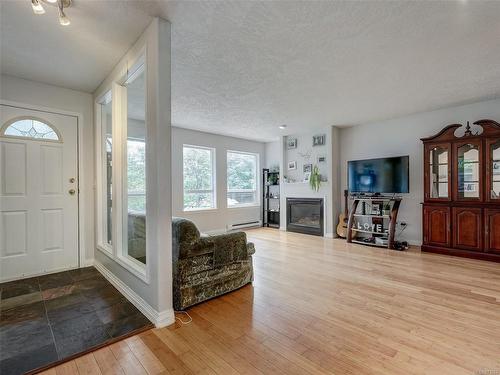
[127,139,146,212]
[227,152,257,206]
[183,146,214,209]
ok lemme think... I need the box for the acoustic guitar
[336,190,350,238]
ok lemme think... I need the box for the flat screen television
[348,156,409,194]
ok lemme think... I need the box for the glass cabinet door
[428,145,449,199]
[456,142,481,200]
[489,139,500,200]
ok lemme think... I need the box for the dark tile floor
[0,267,153,375]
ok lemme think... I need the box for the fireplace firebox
[286,198,324,236]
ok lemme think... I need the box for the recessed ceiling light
[279,125,287,130]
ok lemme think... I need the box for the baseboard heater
[227,220,261,230]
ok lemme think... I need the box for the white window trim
[182,144,217,212]
[94,52,149,283]
[95,90,113,255]
[118,62,148,277]
[226,150,260,208]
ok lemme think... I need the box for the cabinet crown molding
[421,119,500,142]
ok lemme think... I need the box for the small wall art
[317,155,326,163]
[287,137,297,149]
[313,134,325,146]
[288,161,297,170]
[303,163,312,173]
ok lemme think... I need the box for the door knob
[69,189,76,195]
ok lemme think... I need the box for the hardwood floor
[41,228,500,374]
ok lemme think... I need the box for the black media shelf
[262,169,280,228]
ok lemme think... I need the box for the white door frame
[0,99,88,269]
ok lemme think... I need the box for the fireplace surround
[286,198,324,236]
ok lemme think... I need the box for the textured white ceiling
[0,0,152,93]
[2,1,500,141]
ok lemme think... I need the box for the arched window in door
[1,117,61,141]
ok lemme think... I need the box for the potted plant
[310,165,321,192]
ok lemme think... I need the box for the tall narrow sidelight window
[183,145,216,210]
[96,91,113,252]
[124,66,147,265]
[102,93,113,246]
[227,151,258,207]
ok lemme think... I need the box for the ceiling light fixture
[31,0,45,15]
[29,0,72,25]
[279,125,287,130]
[58,0,70,26]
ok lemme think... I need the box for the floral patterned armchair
[172,217,255,310]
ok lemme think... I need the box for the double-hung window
[227,151,258,207]
[183,145,216,210]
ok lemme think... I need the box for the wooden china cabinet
[421,119,500,262]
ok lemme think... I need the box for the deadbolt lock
[69,178,75,183]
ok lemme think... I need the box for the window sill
[96,245,149,284]
[183,207,218,213]
[97,243,113,255]
[227,204,261,209]
[116,255,149,284]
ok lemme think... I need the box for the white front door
[0,104,79,281]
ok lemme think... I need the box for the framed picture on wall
[287,138,297,149]
[303,163,312,173]
[313,134,325,146]
[288,161,297,170]
[303,172,311,182]
[317,155,326,163]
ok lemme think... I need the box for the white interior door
[0,104,79,281]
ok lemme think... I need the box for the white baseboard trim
[94,261,175,328]
[324,232,334,238]
[82,258,95,267]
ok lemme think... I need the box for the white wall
[265,140,280,169]
[339,98,500,245]
[0,74,95,265]
[93,18,173,327]
[284,132,329,183]
[172,127,265,233]
[276,126,341,237]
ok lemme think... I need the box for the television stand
[346,195,402,249]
